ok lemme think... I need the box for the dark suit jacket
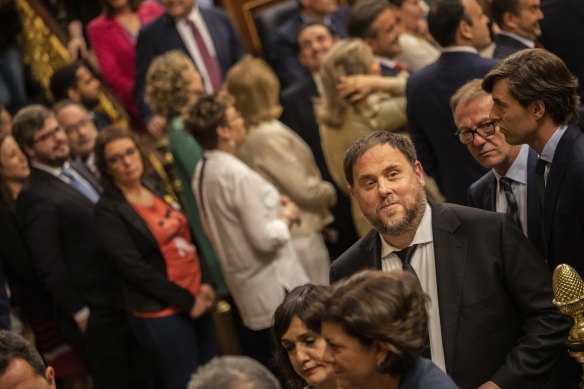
[468,147,543,251]
[133,8,245,122]
[406,51,497,205]
[493,33,530,59]
[94,184,213,314]
[540,0,584,100]
[381,63,400,77]
[270,5,349,88]
[543,124,584,275]
[16,162,114,319]
[330,201,569,389]
[280,77,358,258]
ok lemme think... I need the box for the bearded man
[330,131,569,389]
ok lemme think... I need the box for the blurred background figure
[185,93,309,370]
[389,0,440,71]
[187,356,281,389]
[272,284,337,389]
[87,0,164,121]
[94,126,216,389]
[307,270,458,389]
[226,56,335,285]
[316,39,407,236]
[0,330,57,389]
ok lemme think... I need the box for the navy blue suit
[468,148,543,252]
[134,8,245,122]
[406,51,497,205]
[381,63,400,77]
[280,77,358,258]
[542,124,584,276]
[270,5,349,88]
[493,33,530,59]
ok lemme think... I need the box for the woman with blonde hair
[316,39,408,236]
[225,56,336,285]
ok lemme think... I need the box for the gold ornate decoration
[552,264,584,386]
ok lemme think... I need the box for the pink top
[87,1,164,118]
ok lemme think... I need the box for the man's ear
[348,184,355,198]
[24,144,35,161]
[532,100,546,120]
[66,87,80,102]
[502,11,518,32]
[216,124,230,141]
[458,19,473,43]
[414,161,426,186]
[45,366,56,389]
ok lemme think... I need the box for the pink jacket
[87,2,164,117]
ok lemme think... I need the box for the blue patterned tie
[499,177,521,227]
[60,167,99,204]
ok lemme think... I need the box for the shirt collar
[498,31,535,48]
[375,55,398,69]
[380,203,433,259]
[32,160,70,177]
[540,124,568,163]
[441,46,479,54]
[493,144,529,184]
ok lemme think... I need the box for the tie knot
[499,176,513,190]
[395,244,418,265]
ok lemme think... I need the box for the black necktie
[535,157,547,209]
[499,177,521,227]
[395,244,431,358]
[395,244,418,277]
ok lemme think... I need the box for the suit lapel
[31,168,94,206]
[525,149,542,247]
[111,187,159,248]
[543,125,580,247]
[71,159,102,193]
[430,202,468,374]
[162,14,191,60]
[483,173,497,211]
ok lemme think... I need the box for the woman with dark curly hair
[306,270,459,389]
[272,284,337,389]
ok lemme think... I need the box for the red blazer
[87,1,164,117]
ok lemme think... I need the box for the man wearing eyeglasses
[11,105,135,389]
[451,79,542,251]
[54,101,99,177]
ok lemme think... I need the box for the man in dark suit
[347,0,404,77]
[12,105,133,389]
[280,22,357,258]
[331,130,569,389]
[134,0,244,136]
[483,48,584,276]
[450,79,542,250]
[270,0,349,88]
[406,0,497,205]
[490,0,544,59]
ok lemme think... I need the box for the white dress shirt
[380,203,446,372]
[175,5,219,92]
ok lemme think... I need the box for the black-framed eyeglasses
[455,120,497,145]
[106,147,138,166]
[31,126,64,144]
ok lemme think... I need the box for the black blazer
[0,203,53,319]
[406,52,497,205]
[94,184,213,314]
[16,162,114,318]
[468,147,543,251]
[493,33,530,59]
[330,201,569,389]
[134,8,245,122]
[542,124,584,275]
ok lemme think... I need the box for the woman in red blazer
[87,0,163,120]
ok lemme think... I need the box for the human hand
[76,317,88,333]
[337,75,375,102]
[146,115,167,139]
[199,283,216,307]
[280,196,300,227]
[67,21,88,60]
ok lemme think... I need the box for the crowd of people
[1,0,584,388]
